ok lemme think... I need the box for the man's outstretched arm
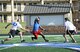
[39,26,46,31]
[5,23,11,29]
[20,27,30,32]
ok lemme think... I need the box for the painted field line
[0,42,80,51]
[0,46,14,51]
[68,47,80,51]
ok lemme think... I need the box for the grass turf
[0,22,26,34]
[0,35,80,52]
[0,46,75,52]
[0,35,80,44]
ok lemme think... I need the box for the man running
[31,17,49,42]
[1,19,30,44]
[63,18,77,43]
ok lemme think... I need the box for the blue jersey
[33,22,40,31]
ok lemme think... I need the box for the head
[16,19,20,22]
[65,18,69,21]
[34,17,40,23]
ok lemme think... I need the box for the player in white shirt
[63,18,77,43]
[1,19,30,44]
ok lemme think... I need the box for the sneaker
[1,40,4,44]
[64,41,69,43]
[31,37,34,41]
[72,40,76,43]
[21,40,25,43]
[45,40,49,42]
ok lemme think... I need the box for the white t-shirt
[11,22,22,30]
[65,21,76,30]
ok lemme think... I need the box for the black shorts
[66,30,75,34]
[9,30,20,38]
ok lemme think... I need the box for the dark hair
[17,19,19,21]
[37,17,40,19]
[65,18,69,21]
[34,17,40,23]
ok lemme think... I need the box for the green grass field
[0,47,75,52]
[0,22,80,52]
[0,35,80,52]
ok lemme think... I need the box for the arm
[20,27,30,32]
[18,23,30,32]
[74,26,77,34]
[5,23,11,29]
[39,26,46,31]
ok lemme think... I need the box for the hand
[74,30,77,34]
[26,29,30,32]
[26,29,32,33]
[44,29,46,31]
[44,29,48,31]
[5,26,7,29]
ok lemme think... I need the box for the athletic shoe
[21,40,25,43]
[45,40,49,42]
[31,37,34,41]
[1,40,4,44]
[72,40,76,43]
[64,41,69,43]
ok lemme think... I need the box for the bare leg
[67,30,76,43]
[40,32,49,42]
[1,38,12,44]
[31,34,38,41]
[4,38,12,41]
[19,32,25,42]
[68,34,76,43]
[63,33,69,42]
[19,32,23,40]
[1,33,12,44]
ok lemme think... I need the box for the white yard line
[0,46,14,51]
[70,48,80,51]
[0,42,80,51]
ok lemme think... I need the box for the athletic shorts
[66,30,75,34]
[32,30,41,39]
[9,29,20,38]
